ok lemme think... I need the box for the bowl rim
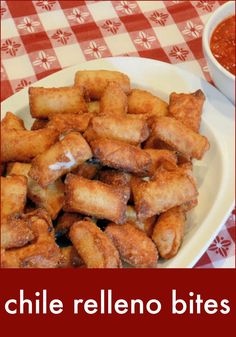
[202,1,235,81]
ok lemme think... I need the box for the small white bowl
[202,1,235,103]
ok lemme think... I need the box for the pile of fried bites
[1,70,210,268]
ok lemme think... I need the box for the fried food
[169,90,205,132]
[69,220,122,268]
[74,70,130,99]
[105,223,158,268]
[84,115,149,145]
[90,138,152,176]
[144,149,177,177]
[152,206,186,259]
[1,175,27,222]
[31,119,48,130]
[100,82,128,117]
[47,113,92,134]
[55,213,81,237]
[29,86,87,119]
[1,111,26,130]
[150,116,209,160]
[125,205,156,237]
[134,169,198,219]
[1,215,34,249]
[3,209,61,268]
[98,169,131,201]
[87,101,100,114]
[1,127,59,162]
[74,160,101,179]
[59,246,85,268]
[128,89,168,117]
[29,132,92,187]
[7,162,64,220]
[64,174,128,224]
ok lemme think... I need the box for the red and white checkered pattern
[1,0,235,268]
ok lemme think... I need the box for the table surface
[1,0,235,268]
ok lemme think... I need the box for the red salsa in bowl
[210,15,235,76]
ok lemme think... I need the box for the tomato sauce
[210,15,235,76]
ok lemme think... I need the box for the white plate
[1,57,235,268]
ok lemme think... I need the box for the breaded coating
[69,220,122,268]
[150,117,209,160]
[59,246,85,268]
[128,89,168,117]
[29,86,87,119]
[1,111,26,130]
[31,119,48,130]
[1,126,59,163]
[144,149,177,177]
[64,174,128,224]
[29,132,92,187]
[8,162,64,220]
[105,223,158,268]
[90,138,152,176]
[100,82,128,117]
[74,70,130,99]
[98,169,131,200]
[1,215,34,249]
[169,90,205,132]
[134,169,198,219]
[84,115,149,145]
[1,175,27,222]
[126,205,156,237]
[47,113,92,134]
[55,213,81,236]
[152,206,186,259]
[3,209,61,268]
[87,101,100,114]
[74,161,101,179]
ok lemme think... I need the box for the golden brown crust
[69,220,122,268]
[105,223,158,268]
[29,86,87,119]
[47,113,92,134]
[99,82,128,117]
[55,213,81,236]
[64,174,128,224]
[125,205,156,237]
[134,169,198,219]
[58,246,85,268]
[87,101,100,114]
[74,161,101,179]
[84,115,149,145]
[74,70,131,99]
[90,138,152,176]
[144,149,177,177]
[1,127,59,162]
[7,162,64,220]
[152,206,186,259]
[1,111,26,130]
[1,175,27,222]
[150,117,209,160]
[1,215,35,249]
[98,169,131,201]
[31,119,48,130]
[29,132,92,187]
[128,89,168,117]
[2,209,61,268]
[169,90,205,132]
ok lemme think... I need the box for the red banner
[0,269,235,335]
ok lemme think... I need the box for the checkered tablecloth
[1,0,235,268]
